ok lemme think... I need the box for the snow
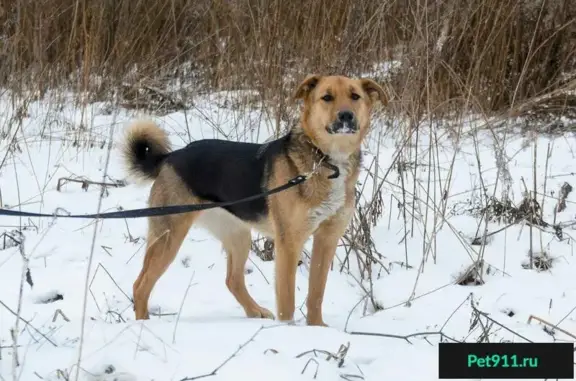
[1,91,576,381]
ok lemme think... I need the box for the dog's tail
[121,120,172,184]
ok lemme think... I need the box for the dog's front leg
[274,232,307,322]
[306,210,352,326]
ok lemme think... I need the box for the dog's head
[293,75,386,158]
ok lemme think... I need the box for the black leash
[0,160,340,220]
[0,175,308,220]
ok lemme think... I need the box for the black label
[438,342,574,379]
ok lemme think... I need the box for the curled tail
[122,120,171,183]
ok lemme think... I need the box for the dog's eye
[321,94,334,102]
[351,93,361,101]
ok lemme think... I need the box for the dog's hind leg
[225,229,275,319]
[133,212,196,320]
[133,166,198,320]
[197,209,274,319]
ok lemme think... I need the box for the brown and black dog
[121,75,386,326]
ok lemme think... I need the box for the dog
[121,74,386,326]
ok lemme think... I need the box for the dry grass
[0,0,574,119]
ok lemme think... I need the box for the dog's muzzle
[326,110,358,134]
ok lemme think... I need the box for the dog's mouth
[326,121,358,135]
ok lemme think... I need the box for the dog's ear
[293,75,321,101]
[360,78,387,105]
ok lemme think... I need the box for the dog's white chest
[309,164,348,230]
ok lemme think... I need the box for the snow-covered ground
[1,91,576,380]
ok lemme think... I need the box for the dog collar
[311,149,340,179]
[295,131,341,179]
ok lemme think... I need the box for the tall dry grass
[0,0,574,117]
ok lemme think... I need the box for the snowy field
[1,91,576,381]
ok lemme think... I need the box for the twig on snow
[172,271,196,344]
[527,315,576,341]
[56,177,125,192]
[470,294,532,343]
[179,326,266,380]
[0,300,57,347]
[301,358,320,378]
[52,309,70,323]
[554,182,573,222]
[349,330,461,344]
[296,349,338,360]
[340,375,364,381]
[344,294,368,332]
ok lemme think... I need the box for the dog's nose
[338,111,354,122]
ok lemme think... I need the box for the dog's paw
[306,318,328,327]
[246,306,275,320]
[245,306,275,320]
